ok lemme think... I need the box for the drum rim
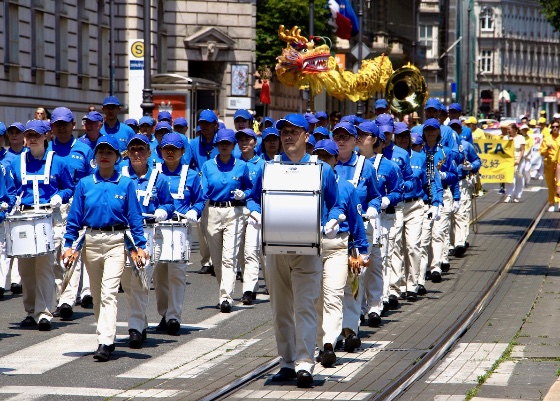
[6,214,53,221]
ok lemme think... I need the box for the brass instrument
[385,63,428,115]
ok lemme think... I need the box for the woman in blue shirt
[63,135,147,361]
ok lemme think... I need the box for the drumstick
[141,213,155,218]
[337,214,346,224]
[243,209,259,222]
[1,202,8,210]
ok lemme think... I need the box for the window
[419,24,437,59]
[479,50,492,73]
[480,7,494,31]
[33,11,45,69]
[4,3,19,66]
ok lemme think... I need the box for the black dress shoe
[465,241,470,248]
[381,302,389,317]
[167,319,180,335]
[417,284,427,295]
[220,300,232,313]
[59,303,73,319]
[431,271,442,283]
[425,271,432,280]
[198,265,214,275]
[388,294,399,309]
[240,291,253,305]
[296,370,313,388]
[252,291,257,300]
[406,291,418,301]
[454,245,466,257]
[52,306,62,318]
[315,350,323,362]
[360,313,365,326]
[155,316,167,331]
[142,329,147,340]
[236,271,243,282]
[0,287,4,299]
[399,292,407,300]
[448,248,456,256]
[321,343,336,367]
[38,318,51,331]
[441,262,450,272]
[335,339,344,350]
[11,283,22,294]
[129,329,143,349]
[93,344,112,361]
[81,294,93,308]
[20,316,37,327]
[271,367,296,382]
[368,312,381,327]
[344,333,361,353]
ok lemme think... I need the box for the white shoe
[504,196,512,203]
[513,198,519,203]
[548,205,555,212]
[539,175,544,180]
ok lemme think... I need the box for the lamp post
[141,0,154,116]
[356,0,364,117]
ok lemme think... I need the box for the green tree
[537,0,560,32]
[256,0,334,71]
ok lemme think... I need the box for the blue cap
[262,127,280,140]
[375,99,389,109]
[448,119,462,127]
[276,113,309,131]
[304,112,319,124]
[394,122,410,135]
[315,111,328,120]
[161,132,185,148]
[235,128,257,140]
[332,122,358,137]
[357,121,385,141]
[260,116,275,127]
[375,114,395,133]
[84,111,104,122]
[155,121,172,133]
[7,122,25,132]
[313,126,331,138]
[124,119,138,127]
[128,134,151,147]
[198,109,218,123]
[218,122,226,129]
[0,122,5,136]
[449,103,462,112]
[157,110,172,122]
[102,96,121,106]
[51,107,74,124]
[355,116,364,124]
[410,131,424,145]
[94,135,120,153]
[139,116,155,126]
[215,128,237,143]
[307,134,316,147]
[313,139,339,156]
[425,98,441,110]
[234,109,252,120]
[24,120,49,135]
[173,117,188,127]
[440,104,448,113]
[340,114,357,125]
[423,118,441,130]
[42,120,51,131]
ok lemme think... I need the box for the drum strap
[121,166,130,177]
[350,155,365,188]
[140,169,159,206]
[372,153,383,178]
[21,150,54,206]
[171,165,189,200]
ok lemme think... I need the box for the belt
[209,200,246,208]
[89,224,128,232]
[403,196,420,203]
[21,205,50,211]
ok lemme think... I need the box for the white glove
[323,218,340,239]
[428,205,441,221]
[462,163,473,171]
[361,254,369,265]
[233,189,245,201]
[380,197,391,210]
[154,208,168,222]
[0,202,8,210]
[439,171,447,180]
[363,206,378,219]
[50,194,62,208]
[247,211,262,228]
[185,209,199,224]
[452,200,461,213]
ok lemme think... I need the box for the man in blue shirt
[79,111,105,152]
[100,96,135,152]
[138,116,158,151]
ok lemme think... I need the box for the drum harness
[155,163,189,200]
[122,165,160,207]
[20,150,55,208]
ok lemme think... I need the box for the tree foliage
[256,0,335,71]
[537,0,560,32]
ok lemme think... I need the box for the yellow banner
[473,136,515,183]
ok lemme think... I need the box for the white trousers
[204,205,246,304]
[153,261,187,322]
[197,202,212,266]
[430,189,453,274]
[267,254,322,374]
[82,231,126,346]
[19,252,55,323]
[505,165,525,200]
[452,179,472,248]
[237,213,261,293]
[419,205,433,287]
[316,233,348,348]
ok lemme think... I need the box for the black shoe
[406,291,418,301]
[335,339,344,350]
[431,271,442,283]
[252,292,257,300]
[236,271,243,282]
[52,306,62,318]
[417,284,427,296]
[320,343,336,367]
[38,318,51,331]
[93,344,112,361]
[344,333,361,353]
[118,283,124,293]
[0,287,4,299]
[296,370,313,388]
[399,291,407,300]
[142,329,147,340]
[220,300,232,313]
[11,283,22,294]
[441,262,450,272]
[448,248,456,256]
[155,316,167,331]
[315,350,323,362]
[271,367,296,382]
[425,271,432,280]
[81,294,93,308]
[465,241,470,248]
[129,329,143,349]
[59,303,73,319]
[368,312,381,327]
[167,319,181,335]
[454,245,466,257]
[381,302,389,317]
[388,294,399,309]
[20,316,37,327]
[198,265,214,275]
[240,291,253,305]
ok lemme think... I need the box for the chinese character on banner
[473,137,515,183]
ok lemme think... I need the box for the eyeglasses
[552,126,559,128]
[333,133,353,142]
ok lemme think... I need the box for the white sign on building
[128,39,144,118]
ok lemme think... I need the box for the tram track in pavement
[196,188,541,401]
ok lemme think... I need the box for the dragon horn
[278,25,302,44]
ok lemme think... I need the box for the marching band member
[233,109,262,157]
[201,129,256,313]
[261,127,281,161]
[100,96,135,152]
[158,111,192,164]
[138,116,158,151]
[448,103,473,144]
[5,122,27,167]
[12,120,75,331]
[79,112,105,151]
[154,133,204,335]
[124,119,139,134]
[314,111,329,128]
[120,134,174,346]
[313,139,369,366]
[63,135,147,361]
[541,119,560,211]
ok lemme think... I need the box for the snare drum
[158,220,190,262]
[261,161,322,255]
[5,213,55,258]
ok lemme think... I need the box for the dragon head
[276,25,330,74]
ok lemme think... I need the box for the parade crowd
[0,96,558,388]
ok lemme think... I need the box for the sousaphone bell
[385,63,428,115]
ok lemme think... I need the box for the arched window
[480,7,494,31]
